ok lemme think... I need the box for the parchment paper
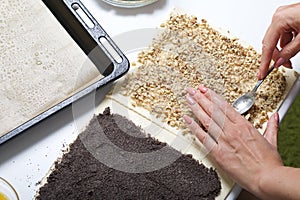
[0,0,103,137]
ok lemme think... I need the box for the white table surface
[0,0,300,199]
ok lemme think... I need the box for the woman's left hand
[183,85,283,196]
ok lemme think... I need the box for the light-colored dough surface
[0,0,102,137]
[94,98,233,200]
[35,8,298,200]
[93,11,298,199]
[96,61,297,200]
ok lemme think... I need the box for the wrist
[256,165,285,199]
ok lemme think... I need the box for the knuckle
[226,131,239,142]
[214,149,227,165]
[193,92,201,102]
[261,42,272,52]
[207,106,214,116]
[282,48,293,58]
[202,118,211,128]
[225,125,243,140]
[188,119,198,131]
[273,6,286,20]
[261,43,274,57]
[282,37,300,58]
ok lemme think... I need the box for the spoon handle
[252,64,275,93]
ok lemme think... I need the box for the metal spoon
[232,64,275,114]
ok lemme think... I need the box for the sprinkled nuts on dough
[120,12,286,132]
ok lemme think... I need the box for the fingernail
[257,71,262,80]
[285,60,293,69]
[275,112,279,123]
[186,95,195,105]
[186,87,197,95]
[183,115,192,125]
[198,85,208,93]
[275,57,285,67]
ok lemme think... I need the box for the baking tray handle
[64,0,129,82]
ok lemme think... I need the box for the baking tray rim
[0,0,130,144]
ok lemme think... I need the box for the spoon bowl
[232,91,255,115]
[232,65,275,114]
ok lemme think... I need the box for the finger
[276,33,300,67]
[183,115,217,151]
[280,32,294,48]
[264,112,279,148]
[187,87,225,129]
[186,93,222,142]
[259,25,281,79]
[272,48,292,69]
[197,85,240,123]
[283,59,292,69]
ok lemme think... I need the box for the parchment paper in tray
[0,0,128,142]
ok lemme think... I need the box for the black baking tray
[0,0,129,144]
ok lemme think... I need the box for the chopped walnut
[120,12,287,132]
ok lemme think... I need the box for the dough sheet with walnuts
[95,10,298,199]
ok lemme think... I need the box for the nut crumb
[120,12,286,132]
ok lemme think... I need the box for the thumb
[275,33,300,68]
[264,112,279,148]
[272,48,292,69]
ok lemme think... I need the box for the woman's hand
[183,85,283,198]
[259,3,300,79]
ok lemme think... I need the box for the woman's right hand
[259,2,300,80]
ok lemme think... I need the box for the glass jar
[102,0,159,8]
[0,177,19,200]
